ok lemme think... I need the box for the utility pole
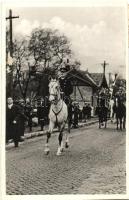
[6,9,19,57]
[6,9,19,97]
[109,72,111,88]
[101,60,109,75]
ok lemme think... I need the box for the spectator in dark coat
[24,99,33,132]
[78,106,83,122]
[37,99,45,131]
[67,99,73,127]
[44,96,50,125]
[82,102,88,122]
[73,102,79,128]
[87,104,92,119]
[6,97,21,147]
[18,100,28,141]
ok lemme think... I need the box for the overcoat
[6,104,21,141]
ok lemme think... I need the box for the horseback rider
[58,59,73,126]
[97,88,109,128]
[58,59,73,104]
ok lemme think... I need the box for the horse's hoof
[45,151,49,155]
[60,148,64,152]
[56,151,61,156]
[65,142,69,148]
[44,149,50,155]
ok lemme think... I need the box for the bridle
[52,100,64,125]
[49,81,61,104]
[49,80,64,125]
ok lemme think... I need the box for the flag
[109,73,114,84]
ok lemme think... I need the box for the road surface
[6,122,126,195]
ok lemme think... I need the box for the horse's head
[49,78,60,103]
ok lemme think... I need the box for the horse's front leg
[110,109,113,122]
[120,118,122,131]
[65,125,70,148]
[99,117,101,128]
[67,118,71,133]
[105,119,107,128]
[123,116,126,129]
[57,123,65,156]
[44,121,54,155]
[116,117,119,130]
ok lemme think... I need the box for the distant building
[66,68,98,107]
[84,71,109,107]
[88,73,103,87]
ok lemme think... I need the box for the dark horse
[115,98,126,130]
[96,105,109,128]
[99,106,108,128]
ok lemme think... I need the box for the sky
[6,6,126,78]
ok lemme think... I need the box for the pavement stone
[6,122,126,195]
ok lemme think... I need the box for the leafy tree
[6,27,81,100]
[28,28,72,70]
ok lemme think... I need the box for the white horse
[109,98,117,123]
[44,78,69,156]
[109,99,114,122]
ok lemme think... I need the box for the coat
[6,104,21,141]
[59,77,73,97]
[18,104,28,136]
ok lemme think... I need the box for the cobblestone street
[6,122,126,195]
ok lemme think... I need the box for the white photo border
[1,0,128,200]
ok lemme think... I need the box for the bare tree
[13,38,38,101]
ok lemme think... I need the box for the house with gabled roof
[66,68,98,106]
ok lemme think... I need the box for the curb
[6,119,98,150]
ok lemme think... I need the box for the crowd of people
[6,59,93,147]
[6,60,117,147]
[6,96,94,147]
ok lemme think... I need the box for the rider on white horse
[58,59,73,127]
[44,73,71,156]
[58,59,73,104]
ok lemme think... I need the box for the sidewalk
[6,118,98,149]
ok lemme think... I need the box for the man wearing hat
[58,59,73,104]
[17,99,28,142]
[58,59,73,126]
[6,97,24,147]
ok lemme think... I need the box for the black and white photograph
[1,0,128,198]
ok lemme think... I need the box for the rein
[52,100,63,125]
[49,80,64,125]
